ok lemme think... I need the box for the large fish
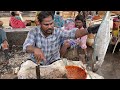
[92,11,111,72]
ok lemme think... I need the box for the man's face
[75,20,83,29]
[40,16,54,35]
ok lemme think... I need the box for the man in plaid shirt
[23,11,99,65]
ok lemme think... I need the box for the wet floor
[83,46,120,79]
[96,52,120,79]
[65,46,120,79]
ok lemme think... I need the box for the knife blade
[36,64,40,79]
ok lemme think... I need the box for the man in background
[0,21,10,65]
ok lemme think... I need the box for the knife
[35,57,41,79]
[36,63,40,79]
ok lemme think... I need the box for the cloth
[17,60,104,79]
[76,34,88,49]
[54,15,64,28]
[23,26,77,65]
[62,26,87,49]
[15,16,21,20]
[64,18,75,30]
[9,16,26,28]
[112,29,119,37]
[64,22,75,30]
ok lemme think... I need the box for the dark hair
[37,11,54,22]
[75,15,84,22]
[56,11,60,15]
[51,11,55,15]
[11,11,16,16]
[75,15,86,28]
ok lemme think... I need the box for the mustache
[47,28,53,31]
[46,29,53,33]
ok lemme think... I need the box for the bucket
[65,65,87,79]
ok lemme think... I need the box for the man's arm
[26,45,36,53]
[26,45,46,63]
[1,40,9,49]
[75,28,88,38]
[23,29,45,62]
[75,24,100,38]
[23,29,36,53]
[26,45,42,54]
[60,24,100,40]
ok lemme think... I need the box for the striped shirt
[23,26,77,65]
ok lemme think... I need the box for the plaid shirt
[23,26,77,65]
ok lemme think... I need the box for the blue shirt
[23,26,77,65]
[0,28,7,46]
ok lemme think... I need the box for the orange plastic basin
[65,65,87,79]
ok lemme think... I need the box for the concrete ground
[84,47,120,79]
[96,52,120,79]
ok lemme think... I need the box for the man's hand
[1,40,9,50]
[33,48,46,64]
[87,24,100,34]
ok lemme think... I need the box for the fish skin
[92,11,111,72]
